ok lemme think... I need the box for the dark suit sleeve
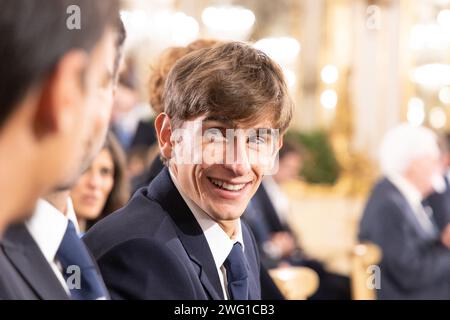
[96,238,200,300]
[366,201,450,290]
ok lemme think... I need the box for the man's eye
[248,135,267,145]
[205,128,225,142]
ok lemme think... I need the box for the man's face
[408,153,442,196]
[168,115,282,226]
[58,28,117,189]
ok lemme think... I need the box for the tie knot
[224,242,247,281]
[56,220,107,300]
[57,220,89,267]
[66,220,77,236]
[224,242,249,300]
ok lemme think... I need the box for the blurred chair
[350,242,382,300]
[269,266,319,300]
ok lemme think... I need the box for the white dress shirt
[169,169,244,300]
[25,198,81,295]
[388,174,436,235]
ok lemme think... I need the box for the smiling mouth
[207,177,250,192]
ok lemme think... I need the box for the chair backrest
[350,242,382,300]
[269,266,319,300]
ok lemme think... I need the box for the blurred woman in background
[71,132,130,233]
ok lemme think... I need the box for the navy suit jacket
[0,224,70,300]
[83,167,262,300]
[359,178,450,299]
[0,245,39,299]
[0,222,109,300]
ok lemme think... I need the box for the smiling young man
[84,42,293,300]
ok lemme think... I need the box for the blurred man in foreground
[0,0,125,299]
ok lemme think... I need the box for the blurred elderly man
[359,123,450,300]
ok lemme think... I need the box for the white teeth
[223,182,245,191]
[210,178,245,191]
[210,178,223,187]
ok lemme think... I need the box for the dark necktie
[223,242,249,300]
[56,220,108,300]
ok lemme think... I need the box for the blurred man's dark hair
[0,0,125,128]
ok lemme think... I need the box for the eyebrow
[203,123,276,135]
[202,115,276,130]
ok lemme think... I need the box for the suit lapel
[2,224,70,300]
[147,168,224,300]
[175,228,224,300]
[385,179,437,240]
[242,222,261,300]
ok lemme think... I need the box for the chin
[210,205,247,221]
[54,174,79,192]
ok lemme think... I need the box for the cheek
[421,162,435,175]
[96,93,113,129]
[183,165,207,197]
[102,177,114,198]
[88,87,113,124]
[251,164,264,180]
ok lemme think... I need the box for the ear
[35,50,88,137]
[278,134,284,150]
[155,113,173,160]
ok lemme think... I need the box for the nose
[86,171,102,189]
[223,137,251,176]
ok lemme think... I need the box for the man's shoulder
[361,177,410,230]
[83,188,178,258]
[366,178,404,207]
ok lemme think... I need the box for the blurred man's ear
[35,50,88,138]
[155,113,173,160]
[278,135,284,151]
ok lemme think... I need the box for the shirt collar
[26,197,80,264]
[168,168,244,270]
[388,173,423,208]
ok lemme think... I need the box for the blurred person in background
[126,144,159,181]
[359,123,450,299]
[110,61,144,152]
[71,132,130,233]
[0,0,125,299]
